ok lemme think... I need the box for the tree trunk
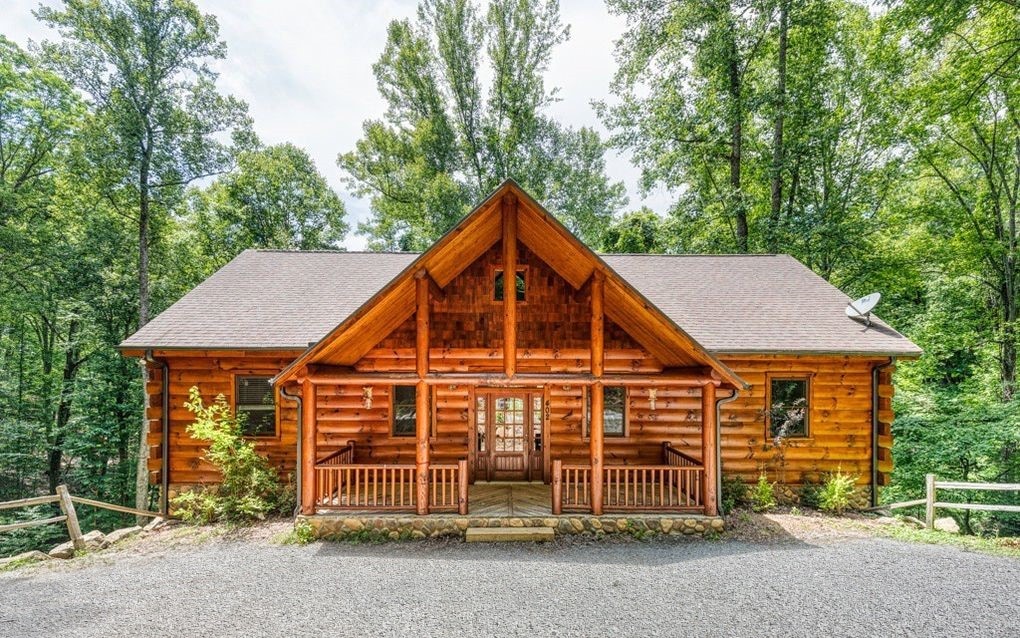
[767,0,788,253]
[727,29,747,253]
[135,153,153,514]
[47,320,80,494]
[1002,275,1017,402]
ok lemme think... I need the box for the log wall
[147,350,301,487]
[151,351,892,491]
[716,354,884,486]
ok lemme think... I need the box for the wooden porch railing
[552,463,592,513]
[551,456,704,514]
[663,441,701,467]
[603,466,702,510]
[316,441,356,467]
[313,457,468,514]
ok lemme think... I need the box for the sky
[5,0,672,249]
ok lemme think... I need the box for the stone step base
[465,527,555,542]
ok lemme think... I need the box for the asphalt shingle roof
[120,249,921,356]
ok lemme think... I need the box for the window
[585,386,626,437]
[494,269,526,302]
[392,386,417,437]
[235,376,275,437]
[768,378,809,439]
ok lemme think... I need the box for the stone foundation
[773,483,871,510]
[300,514,725,540]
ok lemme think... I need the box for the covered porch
[301,371,722,518]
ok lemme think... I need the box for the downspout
[715,388,741,516]
[143,350,169,516]
[278,384,303,517]
[871,357,896,507]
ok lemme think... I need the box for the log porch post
[502,194,517,378]
[590,382,605,515]
[701,381,718,516]
[300,378,316,515]
[589,270,605,515]
[415,380,430,515]
[590,271,604,377]
[415,271,431,515]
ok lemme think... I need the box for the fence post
[551,460,562,515]
[56,484,85,551]
[925,473,935,530]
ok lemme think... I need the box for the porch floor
[470,482,551,517]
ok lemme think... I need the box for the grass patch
[873,524,1020,558]
[274,519,316,546]
[0,557,41,572]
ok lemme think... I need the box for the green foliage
[339,0,626,249]
[170,388,292,523]
[599,208,667,254]
[750,474,776,513]
[888,396,1020,535]
[818,470,857,515]
[798,482,821,509]
[186,142,349,272]
[721,474,750,512]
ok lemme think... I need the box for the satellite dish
[846,292,881,326]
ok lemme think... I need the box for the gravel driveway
[1,533,1018,637]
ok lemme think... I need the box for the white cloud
[4,0,674,249]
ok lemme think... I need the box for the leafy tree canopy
[339,0,626,250]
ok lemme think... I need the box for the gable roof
[270,181,748,387]
[120,183,921,361]
[120,249,920,357]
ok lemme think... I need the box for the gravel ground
[1,531,1018,637]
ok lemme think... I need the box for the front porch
[310,440,710,517]
[301,481,726,539]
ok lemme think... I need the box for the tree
[187,143,349,271]
[36,0,252,511]
[599,1,903,272]
[892,1,1020,400]
[600,208,667,254]
[598,0,774,253]
[339,0,625,250]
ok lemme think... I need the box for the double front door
[474,390,544,481]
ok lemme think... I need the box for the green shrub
[750,473,776,513]
[170,489,219,524]
[721,475,749,512]
[798,481,821,509]
[279,518,316,545]
[170,387,291,523]
[818,469,858,515]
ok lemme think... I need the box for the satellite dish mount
[846,293,881,327]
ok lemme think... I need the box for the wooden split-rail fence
[873,474,1020,529]
[0,485,163,551]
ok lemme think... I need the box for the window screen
[235,376,275,437]
[392,386,417,437]
[769,378,809,439]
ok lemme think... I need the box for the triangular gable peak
[275,180,745,388]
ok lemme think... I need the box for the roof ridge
[249,249,421,255]
[600,252,787,257]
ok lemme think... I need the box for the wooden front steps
[465,526,555,542]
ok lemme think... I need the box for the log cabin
[120,180,920,520]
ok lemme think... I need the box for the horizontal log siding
[316,384,413,465]
[876,364,895,485]
[717,355,883,486]
[432,384,471,467]
[151,351,302,486]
